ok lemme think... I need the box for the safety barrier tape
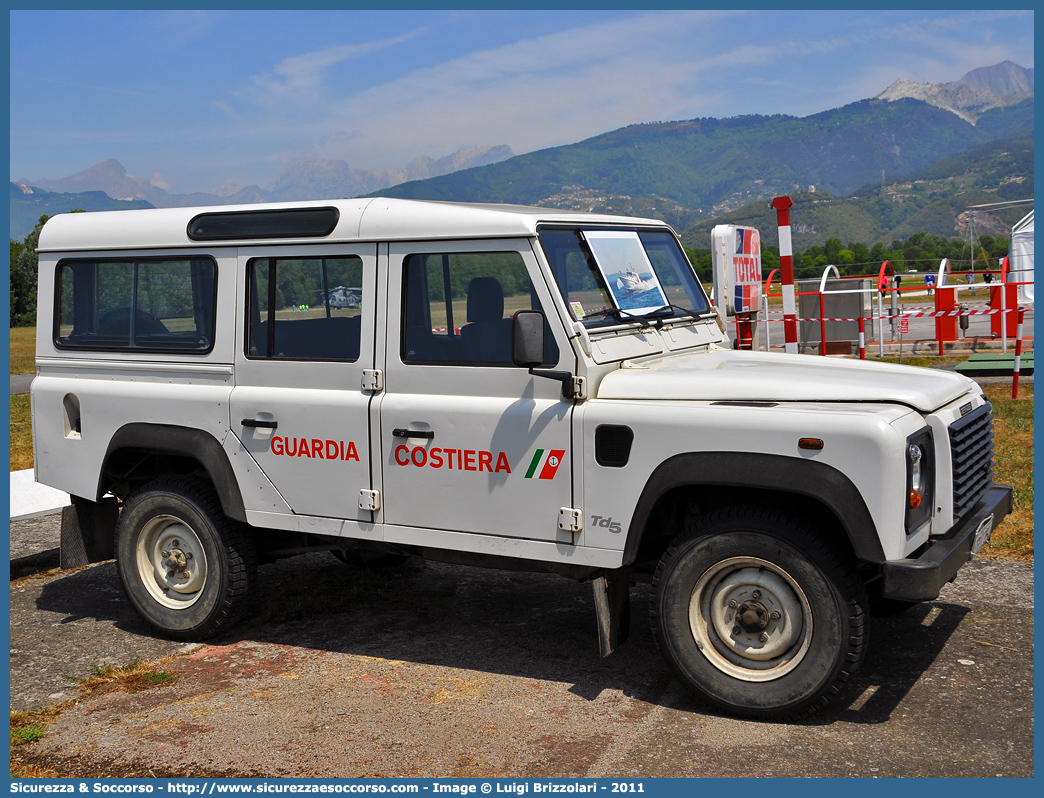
[756,307,1034,323]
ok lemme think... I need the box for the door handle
[242,418,278,429]
[392,428,434,439]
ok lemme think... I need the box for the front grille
[949,403,995,519]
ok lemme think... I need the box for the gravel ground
[10,513,61,578]
[9,553,1034,778]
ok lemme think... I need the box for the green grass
[9,709,57,749]
[9,726,45,746]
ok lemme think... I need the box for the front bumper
[880,484,1014,601]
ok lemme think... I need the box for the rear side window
[247,256,363,361]
[56,258,216,352]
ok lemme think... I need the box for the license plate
[972,514,994,554]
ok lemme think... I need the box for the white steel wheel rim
[135,514,208,609]
[688,556,813,682]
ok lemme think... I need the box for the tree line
[685,231,1012,284]
[11,213,1014,328]
[10,215,49,326]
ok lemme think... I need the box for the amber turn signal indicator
[798,438,824,450]
[909,489,922,509]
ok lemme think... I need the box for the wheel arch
[623,452,884,568]
[100,423,247,522]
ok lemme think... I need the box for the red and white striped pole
[858,317,866,360]
[819,292,827,356]
[771,196,798,354]
[1012,307,1025,399]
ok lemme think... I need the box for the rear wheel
[651,506,867,720]
[115,477,256,640]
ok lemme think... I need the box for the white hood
[597,349,974,413]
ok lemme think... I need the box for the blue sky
[9,9,1035,196]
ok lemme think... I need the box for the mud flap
[60,496,119,568]
[592,568,631,657]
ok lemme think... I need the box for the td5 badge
[590,515,622,534]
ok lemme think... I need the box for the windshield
[538,228,710,328]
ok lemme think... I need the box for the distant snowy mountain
[18,145,515,210]
[876,60,1033,123]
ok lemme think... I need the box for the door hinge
[559,507,583,532]
[362,369,383,392]
[570,376,587,400]
[359,490,381,511]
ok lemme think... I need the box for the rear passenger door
[230,245,376,523]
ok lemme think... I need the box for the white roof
[1012,209,1033,233]
[36,197,668,253]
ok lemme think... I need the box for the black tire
[115,476,256,641]
[651,506,867,721]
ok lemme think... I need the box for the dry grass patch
[78,658,178,698]
[10,326,36,374]
[9,759,62,778]
[981,383,1033,560]
[9,658,179,775]
[10,706,61,749]
[10,394,33,471]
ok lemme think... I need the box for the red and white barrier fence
[786,307,1029,323]
[1013,308,1026,399]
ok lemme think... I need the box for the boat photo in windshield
[538,226,709,328]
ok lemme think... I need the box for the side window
[401,251,559,366]
[56,258,216,352]
[247,256,362,361]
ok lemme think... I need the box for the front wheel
[651,507,867,720]
[115,477,256,640]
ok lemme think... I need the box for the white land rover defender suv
[32,199,1011,720]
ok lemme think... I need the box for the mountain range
[10,62,1033,245]
[876,60,1033,123]
[14,144,513,214]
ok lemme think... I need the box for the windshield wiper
[601,307,652,327]
[600,303,708,330]
[641,303,704,329]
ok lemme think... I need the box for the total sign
[711,225,762,315]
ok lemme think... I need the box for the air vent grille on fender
[595,425,634,468]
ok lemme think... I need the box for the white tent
[1009,210,1033,304]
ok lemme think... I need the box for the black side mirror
[512,309,546,367]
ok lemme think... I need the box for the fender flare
[622,452,885,565]
[100,423,247,522]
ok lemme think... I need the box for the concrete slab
[11,372,34,395]
[10,468,70,520]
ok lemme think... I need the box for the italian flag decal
[524,449,566,480]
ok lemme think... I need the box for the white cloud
[155,10,226,48]
[205,8,1031,176]
[250,30,423,98]
[308,11,756,164]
